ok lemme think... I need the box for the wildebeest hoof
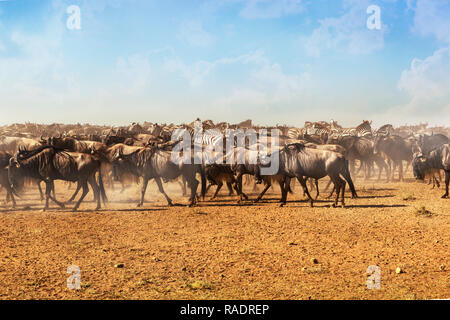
[442,194,448,198]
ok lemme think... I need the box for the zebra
[287,128,304,140]
[376,124,394,136]
[355,120,373,138]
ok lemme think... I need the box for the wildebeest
[204,164,237,200]
[42,136,109,202]
[0,151,19,207]
[417,134,449,154]
[8,146,105,211]
[275,143,357,207]
[374,135,413,181]
[111,146,206,207]
[0,136,42,154]
[412,144,449,198]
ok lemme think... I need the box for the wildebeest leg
[47,184,65,209]
[187,176,199,207]
[37,181,44,201]
[87,179,99,204]
[399,161,404,182]
[67,182,81,203]
[43,181,51,211]
[329,176,341,208]
[434,174,440,188]
[340,177,346,207]
[232,182,248,202]
[327,185,336,199]
[43,181,64,210]
[9,190,16,208]
[88,176,101,210]
[315,179,319,200]
[307,177,315,196]
[442,171,449,198]
[5,186,16,208]
[226,182,234,195]
[205,183,214,195]
[154,177,174,206]
[280,178,288,207]
[255,180,271,203]
[180,176,187,196]
[50,181,56,200]
[235,174,248,202]
[323,178,332,192]
[73,181,89,212]
[296,176,314,207]
[137,177,149,207]
[211,182,223,200]
[97,171,108,204]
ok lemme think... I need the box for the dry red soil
[0,171,449,300]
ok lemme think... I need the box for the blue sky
[0,0,449,127]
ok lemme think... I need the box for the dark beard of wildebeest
[274,143,357,208]
[8,146,105,211]
[0,151,21,207]
[373,135,414,181]
[111,147,206,207]
[42,136,109,203]
[412,144,450,198]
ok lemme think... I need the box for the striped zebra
[376,124,394,136]
[355,120,373,138]
[194,129,224,148]
[287,128,304,140]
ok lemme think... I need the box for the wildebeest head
[110,148,130,181]
[412,152,427,180]
[373,135,386,154]
[8,155,25,190]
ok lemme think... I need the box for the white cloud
[179,21,215,47]
[302,0,387,57]
[410,0,450,43]
[163,51,268,87]
[381,47,450,126]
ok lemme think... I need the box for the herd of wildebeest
[0,119,449,211]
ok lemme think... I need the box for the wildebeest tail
[343,159,358,198]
